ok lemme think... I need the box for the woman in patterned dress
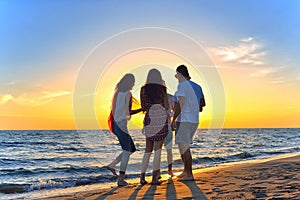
[140,69,169,185]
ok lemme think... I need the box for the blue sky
[1,0,300,86]
[1,0,300,129]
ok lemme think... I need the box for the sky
[1,0,300,129]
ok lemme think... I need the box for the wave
[0,156,91,165]
[0,183,29,194]
[260,147,300,156]
[0,166,110,176]
[2,151,300,195]
[190,148,299,165]
[1,129,299,196]
[0,173,130,194]
[192,152,254,164]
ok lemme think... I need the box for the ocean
[0,128,299,199]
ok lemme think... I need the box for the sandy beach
[37,153,300,200]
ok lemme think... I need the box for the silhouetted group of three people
[107,65,205,186]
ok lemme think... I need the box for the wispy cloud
[0,94,13,105]
[0,81,15,86]
[0,90,72,106]
[207,37,296,84]
[208,37,266,66]
[41,91,72,99]
[12,94,52,106]
[268,74,287,84]
[240,37,253,42]
[271,79,285,84]
[249,66,285,78]
[7,81,16,85]
[77,92,98,97]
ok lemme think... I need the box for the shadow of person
[128,184,146,200]
[180,180,208,200]
[95,186,121,200]
[142,184,158,200]
[166,179,177,200]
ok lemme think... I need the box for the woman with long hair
[106,73,142,186]
[140,69,169,185]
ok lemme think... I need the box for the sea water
[0,129,299,199]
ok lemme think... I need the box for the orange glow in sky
[1,2,300,129]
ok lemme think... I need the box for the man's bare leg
[178,143,194,181]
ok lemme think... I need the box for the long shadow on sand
[95,186,121,200]
[141,184,158,200]
[166,179,177,200]
[180,180,208,200]
[94,179,207,199]
[128,184,146,200]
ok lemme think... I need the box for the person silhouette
[139,68,169,185]
[172,65,206,181]
[163,93,175,177]
[106,73,142,186]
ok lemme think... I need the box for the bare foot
[178,175,194,181]
[106,166,117,176]
[168,171,175,177]
[118,180,128,186]
[140,180,148,185]
[151,180,162,185]
[156,174,162,179]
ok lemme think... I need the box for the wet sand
[38,154,300,200]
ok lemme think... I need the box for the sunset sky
[1,0,300,129]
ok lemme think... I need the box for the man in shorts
[172,65,206,181]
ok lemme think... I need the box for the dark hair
[143,69,166,103]
[146,68,163,85]
[176,64,191,79]
[116,73,135,92]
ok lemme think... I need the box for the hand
[200,107,203,112]
[171,121,176,131]
[141,127,145,135]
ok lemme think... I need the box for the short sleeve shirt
[174,80,204,123]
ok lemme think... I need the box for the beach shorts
[163,124,173,150]
[175,122,198,144]
[113,120,136,153]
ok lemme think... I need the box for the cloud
[41,90,72,99]
[207,37,296,84]
[240,37,253,42]
[249,67,280,77]
[77,92,98,97]
[0,81,16,86]
[0,90,72,106]
[7,81,16,85]
[12,95,52,106]
[0,94,13,105]
[208,37,266,66]
[271,77,286,84]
